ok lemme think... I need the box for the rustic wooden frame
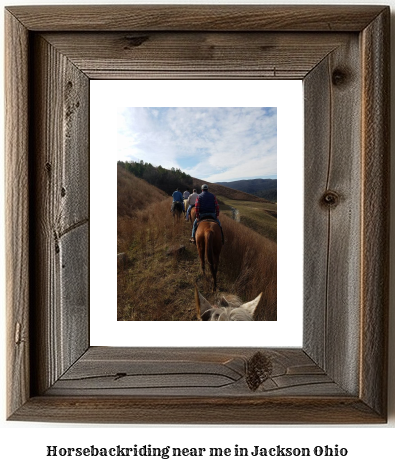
[5,5,389,424]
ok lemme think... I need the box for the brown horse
[195,219,222,291]
[189,207,196,224]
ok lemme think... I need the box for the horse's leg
[213,244,222,291]
[212,253,220,291]
[204,229,217,291]
[212,258,218,292]
[212,268,217,291]
[209,227,223,291]
[200,246,205,275]
[196,237,205,276]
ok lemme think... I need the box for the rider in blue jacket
[190,184,223,243]
[171,188,184,213]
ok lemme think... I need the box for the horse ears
[240,293,262,317]
[195,286,212,320]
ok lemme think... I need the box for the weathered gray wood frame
[5,5,390,424]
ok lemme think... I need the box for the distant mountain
[215,178,277,202]
[192,177,271,204]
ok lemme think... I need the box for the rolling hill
[192,177,272,203]
[215,178,277,202]
[118,165,168,218]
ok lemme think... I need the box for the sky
[117,107,277,182]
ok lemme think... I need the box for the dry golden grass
[117,168,277,321]
[117,199,199,321]
[218,196,277,242]
[117,165,168,252]
[219,216,277,320]
[118,204,277,321]
[118,165,168,218]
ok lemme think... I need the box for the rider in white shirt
[185,189,198,221]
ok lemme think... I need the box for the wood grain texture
[5,5,389,424]
[9,396,383,425]
[360,8,390,417]
[303,56,331,370]
[46,347,344,397]
[5,5,386,32]
[9,348,383,424]
[30,35,90,395]
[42,32,351,80]
[5,10,30,418]
[304,35,362,395]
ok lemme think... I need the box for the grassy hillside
[192,177,271,203]
[117,165,168,252]
[216,178,277,202]
[218,196,277,242]
[118,160,193,196]
[118,165,168,218]
[191,176,277,241]
[118,168,277,321]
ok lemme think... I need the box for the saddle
[196,216,224,244]
[199,214,216,221]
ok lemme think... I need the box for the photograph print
[117,107,277,321]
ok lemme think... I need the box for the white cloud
[118,107,277,181]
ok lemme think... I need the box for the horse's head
[195,286,262,321]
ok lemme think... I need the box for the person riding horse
[185,188,198,221]
[190,184,223,243]
[171,188,185,214]
[183,189,191,212]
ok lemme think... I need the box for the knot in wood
[332,68,348,87]
[321,190,340,207]
[246,351,273,391]
[123,35,149,49]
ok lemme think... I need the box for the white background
[90,79,303,347]
[1,0,394,469]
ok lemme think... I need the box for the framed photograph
[5,5,389,423]
[113,102,279,322]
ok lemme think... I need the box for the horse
[195,286,262,321]
[195,219,222,291]
[171,201,183,222]
[189,207,196,224]
[183,199,189,213]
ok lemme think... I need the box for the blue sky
[117,107,277,182]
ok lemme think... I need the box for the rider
[183,189,190,200]
[171,188,184,213]
[190,184,223,243]
[185,188,198,221]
